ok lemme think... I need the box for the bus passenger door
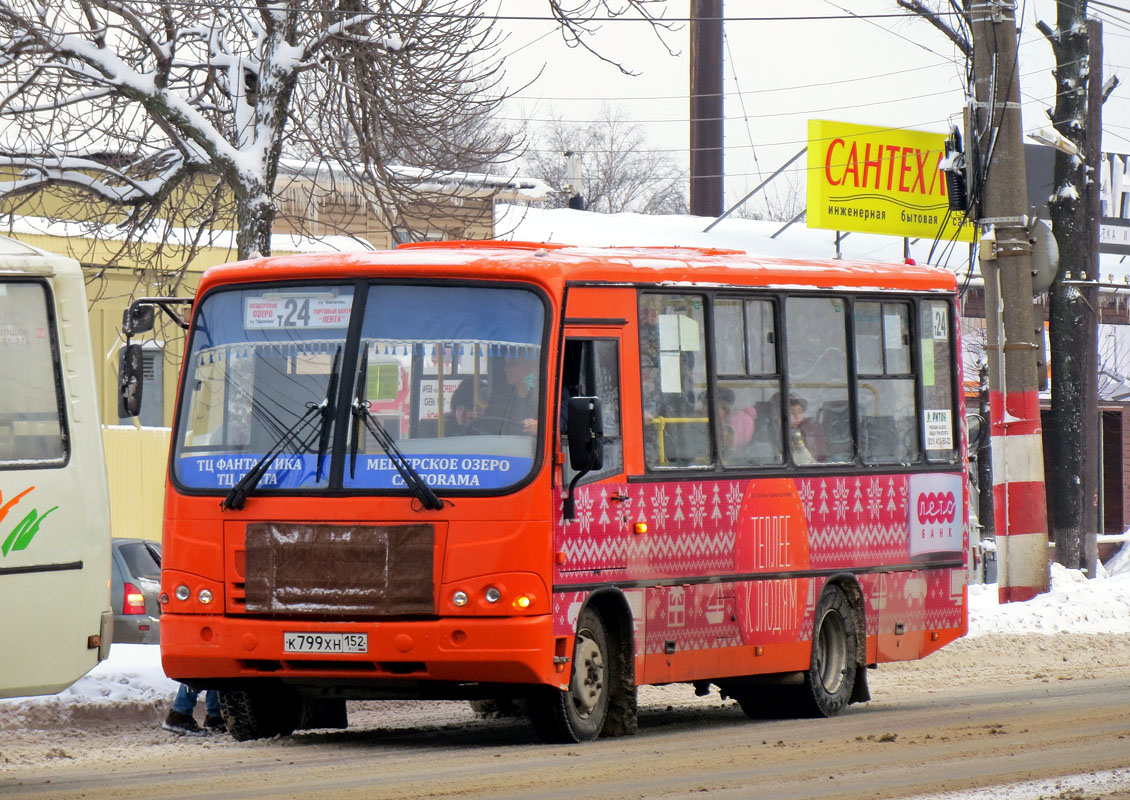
[555,318,629,574]
[554,289,646,664]
[559,335,626,518]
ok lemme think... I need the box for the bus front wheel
[800,584,858,718]
[528,606,610,743]
[219,686,302,742]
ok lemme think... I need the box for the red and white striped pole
[971,1,1049,603]
[990,387,1050,603]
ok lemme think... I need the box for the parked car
[110,538,162,644]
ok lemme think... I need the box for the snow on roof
[496,204,1130,284]
[277,159,553,203]
[3,215,374,255]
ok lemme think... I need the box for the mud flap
[600,637,638,737]
[850,663,871,704]
[298,697,348,730]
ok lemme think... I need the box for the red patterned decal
[552,471,965,652]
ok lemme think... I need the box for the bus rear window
[0,281,67,467]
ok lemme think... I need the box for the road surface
[2,634,1129,799]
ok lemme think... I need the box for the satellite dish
[1030,218,1059,295]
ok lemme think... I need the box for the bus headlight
[175,584,190,601]
[452,590,469,607]
[198,589,214,605]
[484,587,501,604]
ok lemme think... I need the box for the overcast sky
[494,0,1130,213]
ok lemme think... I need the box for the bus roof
[0,236,82,278]
[197,241,959,296]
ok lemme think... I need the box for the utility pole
[689,0,723,217]
[970,1,1049,601]
[1040,9,1103,577]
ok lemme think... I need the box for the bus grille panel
[242,522,435,616]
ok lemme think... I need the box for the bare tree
[730,175,806,223]
[525,104,687,215]
[0,0,672,292]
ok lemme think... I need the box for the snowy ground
[2,557,1129,799]
[3,558,1129,727]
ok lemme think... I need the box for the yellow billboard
[807,119,975,242]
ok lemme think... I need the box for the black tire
[218,686,302,742]
[527,606,610,743]
[799,584,858,718]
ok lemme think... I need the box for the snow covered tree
[0,0,672,279]
[524,104,687,215]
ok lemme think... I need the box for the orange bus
[125,242,968,742]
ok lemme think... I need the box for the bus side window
[712,297,782,468]
[784,296,851,465]
[855,301,920,464]
[639,294,711,469]
[0,281,67,466]
[562,338,623,484]
[921,300,958,462]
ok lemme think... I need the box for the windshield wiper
[350,347,443,511]
[316,347,343,481]
[222,346,342,511]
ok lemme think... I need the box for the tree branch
[897,0,970,57]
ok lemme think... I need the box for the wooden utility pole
[970,1,1049,601]
[689,0,723,217]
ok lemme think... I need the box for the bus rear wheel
[800,584,858,717]
[528,606,610,743]
[219,686,302,742]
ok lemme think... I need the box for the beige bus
[0,237,113,698]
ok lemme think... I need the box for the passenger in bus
[445,378,485,435]
[787,394,826,464]
[482,357,538,435]
[716,387,757,459]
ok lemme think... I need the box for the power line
[505,83,968,126]
[44,0,961,23]
[819,0,957,61]
[1091,0,1130,15]
[511,61,956,103]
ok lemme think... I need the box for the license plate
[283,632,368,654]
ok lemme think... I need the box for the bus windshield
[173,283,545,495]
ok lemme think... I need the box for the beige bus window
[855,301,919,464]
[0,282,66,466]
[640,293,711,469]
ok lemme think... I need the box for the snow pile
[968,562,1130,637]
[2,563,1128,720]
[0,644,177,728]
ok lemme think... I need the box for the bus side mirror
[563,396,603,521]
[123,303,155,336]
[118,344,144,418]
[567,396,603,473]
